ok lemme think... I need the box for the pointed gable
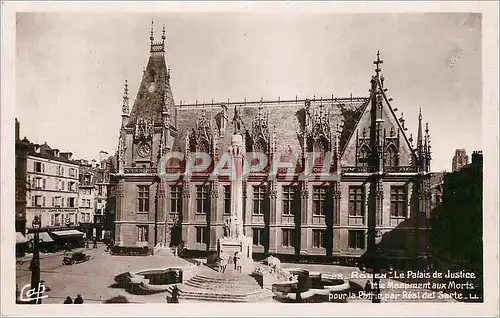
[341,53,418,169]
[127,24,174,127]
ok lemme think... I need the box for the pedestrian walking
[74,294,84,304]
[364,280,372,300]
[218,253,228,273]
[171,285,179,303]
[63,296,73,304]
[93,239,98,249]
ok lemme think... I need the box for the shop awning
[26,232,54,243]
[50,229,85,238]
[16,232,28,244]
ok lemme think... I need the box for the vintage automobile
[62,251,90,265]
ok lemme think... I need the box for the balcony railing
[342,166,375,173]
[124,167,158,174]
[385,166,418,173]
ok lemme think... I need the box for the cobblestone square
[16,245,457,304]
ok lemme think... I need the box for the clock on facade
[137,142,151,157]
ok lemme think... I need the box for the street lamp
[30,215,42,304]
[372,229,382,303]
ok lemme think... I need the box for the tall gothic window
[196,226,208,244]
[138,185,149,213]
[197,139,210,154]
[282,186,296,216]
[312,229,326,248]
[253,139,267,153]
[253,186,267,215]
[137,225,149,242]
[348,186,364,217]
[358,145,370,167]
[313,137,328,154]
[170,185,182,214]
[252,228,265,246]
[196,185,210,214]
[390,186,407,218]
[348,230,365,249]
[282,229,295,247]
[312,186,327,216]
[223,185,231,215]
[386,145,398,167]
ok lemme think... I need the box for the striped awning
[16,232,28,244]
[26,232,54,243]
[50,229,85,238]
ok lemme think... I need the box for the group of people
[85,238,98,249]
[218,252,242,273]
[63,294,84,304]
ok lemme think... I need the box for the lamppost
[30,215,42,304]
[372,229,382,303]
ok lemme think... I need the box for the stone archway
[169,223,182,247]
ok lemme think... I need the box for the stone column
[209,180,219,250]
[230,134,245,238]
[299,181,309,254]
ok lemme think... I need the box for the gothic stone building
[110,26,433,264]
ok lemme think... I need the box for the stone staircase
[153,247,175,257]
[174,270,274,302]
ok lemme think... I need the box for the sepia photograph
[1,1,498,317]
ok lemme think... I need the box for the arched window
[358,145,370,167]
[313,137,328,154]
[253,139,267,153]
[197,139,210,154]
[386,145,398,167]
[313,137,329,166]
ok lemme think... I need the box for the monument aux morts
[109,21,433,267]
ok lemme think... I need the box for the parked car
[62,251,90,265]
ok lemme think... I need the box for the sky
[16,12,482,172]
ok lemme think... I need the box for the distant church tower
[111,20,177,249]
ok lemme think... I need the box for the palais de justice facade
[110,25,433,263]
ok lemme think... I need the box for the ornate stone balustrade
[342,166,375,173]
[385,166,418,173]
[124,167,158,174]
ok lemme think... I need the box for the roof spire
[122,79,129,115]
[150,18,154,44]
[373,50,384,78]
[417,106,423,149]
[149,18,165,56]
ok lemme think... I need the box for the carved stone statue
[224,218,234,238]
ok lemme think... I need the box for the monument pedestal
[218,236,254,274]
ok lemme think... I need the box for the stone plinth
[218,236,254,274]
[217,134,254,274]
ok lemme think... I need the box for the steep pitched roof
[377,78,419,164]
[174,97,367,157]
[127,56,174,127]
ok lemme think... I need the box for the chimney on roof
[60,152,73,161]
[15,119,20,141]
[49,149,60,157]
[99,151,109,162]
[472,151,483,166]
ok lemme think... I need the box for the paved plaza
[16,245,457,304]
